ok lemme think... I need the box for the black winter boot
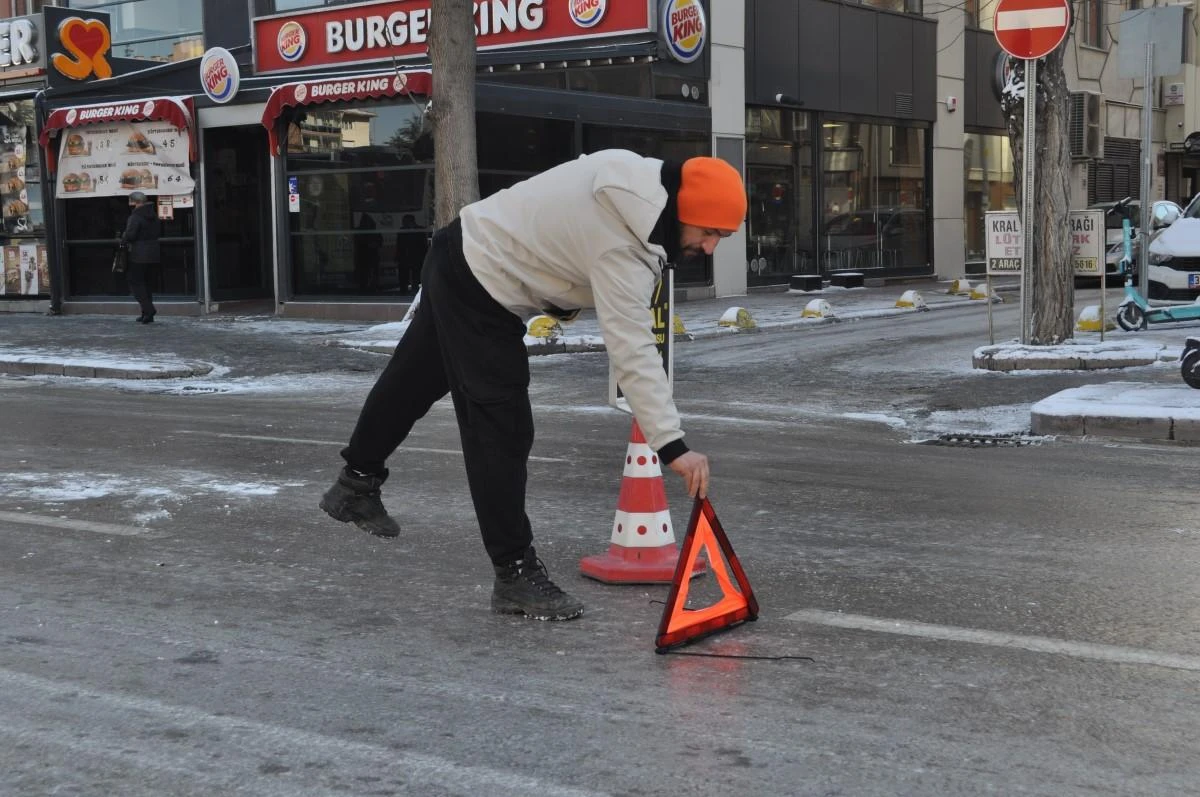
[319,467,401,538]
[491,547,584,620]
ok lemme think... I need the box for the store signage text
[253,0,653,73]
[570,0,606,28]
[200,47,240,104]
[661,0,706,64]
[0,17,40,70]
[51,16,111,80]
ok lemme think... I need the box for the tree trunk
[1001,44,1075,345]
[428,0,479,228]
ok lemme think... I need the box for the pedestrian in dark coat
[121,191,160,323]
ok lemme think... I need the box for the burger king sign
[200,47,239,104]
[660,0,706,64]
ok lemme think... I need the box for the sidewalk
[2,277,1199,443]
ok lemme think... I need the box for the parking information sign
[985,211,1022,274]
[985,210,1107,276]
[1070,209,1105,276]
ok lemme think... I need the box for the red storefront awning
[39,96,196,170]
[261,70,432,155]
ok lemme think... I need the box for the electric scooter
[1181,337,1200,388]
[1110,197,1200,331]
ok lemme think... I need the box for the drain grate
[915,432,1042,448]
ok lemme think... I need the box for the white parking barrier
[1075,304,1116,332]
[801,299,835,319]
[717,307,756,329]
[895,290,927,310]
[949,278,973,295]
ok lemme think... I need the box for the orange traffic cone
[580,419,706,584]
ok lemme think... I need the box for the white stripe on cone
[623,442,664,479]
[611,509,674,547]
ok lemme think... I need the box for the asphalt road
[2,301,1198,796]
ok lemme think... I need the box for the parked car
[1142,199,1200,299]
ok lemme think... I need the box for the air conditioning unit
[1069,92,1103,160]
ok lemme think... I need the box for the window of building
[1077,0,1105,48]
[0,99,47,296]
[745,108,815,285]
[963,132,1015,264]
[66,0,202,61]
[821,120,929,272]
[284,99,578,298]
[0,1,48,18]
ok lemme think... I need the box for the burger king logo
[392,74,407,93]
[200,47,240,104]
[661,0,706,64]
[141,100,155,117]
[65,108,77,125]
[277,20,306,63]
[569,0,606,28]
[293,83,308,103]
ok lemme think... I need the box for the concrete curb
[0,357,213,379]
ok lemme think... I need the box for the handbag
[112,244,127,275]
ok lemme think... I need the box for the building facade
[3,0,1193,318]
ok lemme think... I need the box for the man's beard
[676,245,706,269]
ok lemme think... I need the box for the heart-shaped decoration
[65,19,108,60]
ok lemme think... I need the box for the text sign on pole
[993,0,1071,60]
[985,211,1022,274]
[1069,209,1105,276]
[1117,7,1184,79]
[985,210,1108,276]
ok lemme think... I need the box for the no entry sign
[994,0,1071,60]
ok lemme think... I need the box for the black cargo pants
[341,218,534,566]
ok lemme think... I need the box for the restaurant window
[963,132,1015,264]
[821,120,929,272]
[745,107,815,286]
[65,0,202,61]
[0,100,46,297]
[285,100,575,298]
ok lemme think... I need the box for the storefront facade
[249,0,717,319]
[743,0,936,287]
[27,0,722,320]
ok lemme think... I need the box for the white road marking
[0,667,608,797]
[0,510,165,538]
[786,609,1200,673]
[173,431,568,463]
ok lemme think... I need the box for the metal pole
[987,274,995,345]
[1139,41,1154,299]
[1020,58,1037,344]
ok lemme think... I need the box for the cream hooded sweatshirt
[459,150,685,456]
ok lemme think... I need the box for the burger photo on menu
[119,168,142,189]
[65,133,88,157]
[78,172,93,192]
[5,198,28,217]
[127,130,155,155]
[62,173,82,193]
[6,174,24,193]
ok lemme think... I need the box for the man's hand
[668,450,709,499]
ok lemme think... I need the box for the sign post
[994,0,1071,344]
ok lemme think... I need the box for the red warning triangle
[655,496,759,653]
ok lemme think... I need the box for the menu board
[1,243,43,295]
[57,121,194,198]
[0,126,32,234]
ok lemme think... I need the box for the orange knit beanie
[677,157,747,231]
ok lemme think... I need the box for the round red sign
[993,0,1071,60]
